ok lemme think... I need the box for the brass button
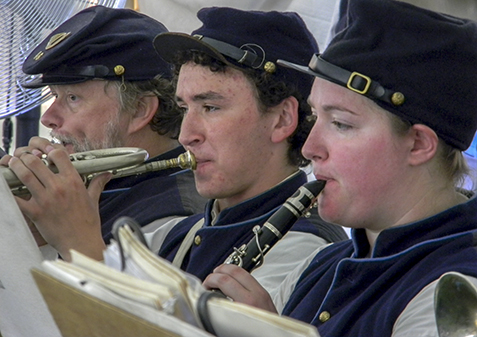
[319,311,331,322]
[114,65,125,76]
[264,61,276,73]
[194,235,202,246]
[391,92,405,106]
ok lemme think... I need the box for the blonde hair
[386,111,471,188]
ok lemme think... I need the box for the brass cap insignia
[45,32,71,50]
[33,51,44,61]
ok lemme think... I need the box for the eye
[67,94,78,102]
[204,105,218,113]
[332,120,352,131]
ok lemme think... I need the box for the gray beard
[50,118,125,153]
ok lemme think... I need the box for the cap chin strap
[309,54,405,106]
[193,35,263,69]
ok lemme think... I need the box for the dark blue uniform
[283,195,477,337]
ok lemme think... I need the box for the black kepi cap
[22,5,171,88]
[278,0,477,151]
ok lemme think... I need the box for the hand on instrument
[16,136,64,157]
[203,264,278,313]
[0,154,12,167]
[0,136,63,167]
[7,145,110,261]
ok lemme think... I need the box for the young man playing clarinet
[148,7,347,292]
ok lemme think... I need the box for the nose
[40,100,62,129]
[178,109,204,148]
[302,121,328,162]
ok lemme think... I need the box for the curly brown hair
[172,50,314,167]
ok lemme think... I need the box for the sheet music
[0,174,61,337]
[102,225,321,337]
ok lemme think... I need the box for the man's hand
[203,264,278,313]
[0,136,63,167]
[7,144,110,261]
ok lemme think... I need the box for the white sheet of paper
[0,174,61,337]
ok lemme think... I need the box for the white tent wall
[131,0,477,46]
[134,0,339,50]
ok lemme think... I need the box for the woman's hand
[203,264,278,313]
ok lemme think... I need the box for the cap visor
[277,59,321,78]
[278,58,350,90]
[20,76,47,89]
[153,32,229,65]
[21,75,89,89]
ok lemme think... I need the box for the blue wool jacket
[158,171,348,281]
[99,146,206,243]
[282,195,477,337]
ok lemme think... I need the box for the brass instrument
[435,272,477,337]
[1,147,196,195]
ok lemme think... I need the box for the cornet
[0,147,196,195]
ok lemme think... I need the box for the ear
[407,124,439,166]
[270,96,299,143]
[127,95,159,134]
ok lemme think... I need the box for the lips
[195,158,211,168]
[191,155,215,176]
[55,139,74,152]
[51,134,69,146]
[188,150,209,165]
[313,173,330,182]
[186,148,213,172]
[51,134,74,151]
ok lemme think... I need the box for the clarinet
[223,179,326,272]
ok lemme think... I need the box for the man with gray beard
[0,6,206,252]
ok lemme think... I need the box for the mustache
[50,132,75,145]
[49,132,90,153]
[49,128,125,153]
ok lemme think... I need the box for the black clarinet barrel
[225,179,326,272]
